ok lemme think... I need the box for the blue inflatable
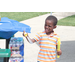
[0,17,31,39]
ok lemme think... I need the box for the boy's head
[44,15,58,35]
[45,15,58,26]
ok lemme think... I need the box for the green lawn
[0,12,50,22]
[1,12,74,26]
[57,15,75,26]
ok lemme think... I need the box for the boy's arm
[26,35,36,43]
[23,31,36,44]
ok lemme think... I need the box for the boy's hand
[57,50,62,55]
[23,31,25,36]
[23,31,28,37]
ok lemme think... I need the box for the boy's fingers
[23,31,25,33]
[23,31,25,36]
[23,31,25,35]
[57,50,62,55]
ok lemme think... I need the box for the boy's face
[44,20,56,35]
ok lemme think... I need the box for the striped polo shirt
[34,31,60,62]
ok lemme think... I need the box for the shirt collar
[43,31,57,37]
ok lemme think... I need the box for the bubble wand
[57,38,61,58]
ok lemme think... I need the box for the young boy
[23,15,62,62]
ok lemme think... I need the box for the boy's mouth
[45,29,49,32]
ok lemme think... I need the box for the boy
[23,15,62,62]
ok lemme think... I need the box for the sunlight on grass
[0,12,50,21]
[57,15,75,26]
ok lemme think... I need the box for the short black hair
[45,15,58,26]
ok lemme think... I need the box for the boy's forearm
[26,36,33,44]
[23,31,35,44]
[24,34,35,44]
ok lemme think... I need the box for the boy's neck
[46,31,54,35]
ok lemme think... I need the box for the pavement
[0,12,75,62]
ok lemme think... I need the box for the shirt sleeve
[33,33,41,42]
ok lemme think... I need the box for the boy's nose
[46,26,48,28]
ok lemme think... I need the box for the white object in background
[50,12,52,15]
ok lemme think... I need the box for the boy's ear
[54,25,57,29]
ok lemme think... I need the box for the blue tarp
[0,17,31,39]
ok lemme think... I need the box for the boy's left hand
[57,50,62,55]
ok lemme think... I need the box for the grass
[1,12,74,26]
[57,15,75,26]
[0,12,50,22]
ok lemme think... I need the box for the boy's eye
[45,25,51,27]
[49,26,51,27]
[45,25,47,26]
